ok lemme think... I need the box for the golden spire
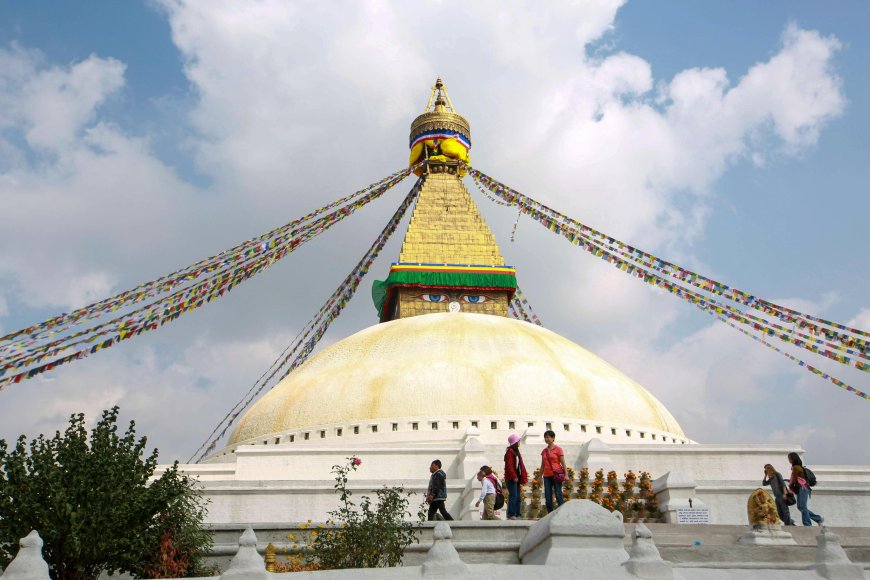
[398,174,505,266]
[370,78,516,322]
[404,78,499,266]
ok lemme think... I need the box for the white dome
[229,313,685,445]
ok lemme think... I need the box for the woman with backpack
[788,452,824,526]
[504,434,528,520]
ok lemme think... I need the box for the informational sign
[675,507,710,524]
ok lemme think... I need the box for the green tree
[0,407,212,580]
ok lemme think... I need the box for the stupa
[176,79,869,527]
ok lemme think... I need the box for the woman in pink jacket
[788,452,824,527]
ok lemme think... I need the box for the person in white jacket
[475,466,498,520]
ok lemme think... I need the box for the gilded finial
[409,78,471,174]
[424,76,456,114]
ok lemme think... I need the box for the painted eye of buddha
[417,293,449,303]
[461,295,490,304]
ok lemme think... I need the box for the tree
[0,407,212,580]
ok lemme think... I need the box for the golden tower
[372,78,517,321]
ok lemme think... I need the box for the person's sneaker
[507,516,517,520]
[816,516,825,526]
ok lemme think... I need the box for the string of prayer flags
[0,165,420,390]
[469,165,870,401]
[190,178,425,462]
[701,308,869,401]
[524,190,870,375]
[512,286,542,326]
[470,167,869,354]
[1,164,418,353]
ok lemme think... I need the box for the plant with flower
[273,548,320,574]
[592,469,605,493]
[529,468,542,517]
[577,467,589,499]
[637,471,654,518]
[619,470,637,516]
[518,482,528,518]
[638,471,653,496]
[310,456,424,569]
[606,470,620,504]
[641,473,660,521]
[589,468,605,506]
[562,466,575,499]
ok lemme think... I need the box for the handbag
[546,448,566,483]
[784,493,797,506]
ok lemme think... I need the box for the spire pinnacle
[424,77,459,114]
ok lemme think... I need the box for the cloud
[0,45,126,151]
[848,308,870,330]
[0,46,209,310]
[597,295,870,463]
[0,3,861,465]
[0,330,289,460]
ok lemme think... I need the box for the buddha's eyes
[417,293,449,303]
[461,295,490,304]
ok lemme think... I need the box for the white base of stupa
[161,428,870,528]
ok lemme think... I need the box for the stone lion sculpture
[747,488,780,526]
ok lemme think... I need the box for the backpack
[489,475,505,510]
[803,466,817,487]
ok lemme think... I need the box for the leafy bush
[310,457,424,569]
[0,407,212,580]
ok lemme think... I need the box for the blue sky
[0,0,867,465]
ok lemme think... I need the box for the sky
[0,0,868,466]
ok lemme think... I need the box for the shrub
[0,407,212,580]
[310,457,424,569]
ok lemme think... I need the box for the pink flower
[352,457,362,466]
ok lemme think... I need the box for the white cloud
[848,308,870,330]
[0,331,288,461]
[768,424,836,449]
[0,2,861,464]
[0,47,206,310]
[737,24,845,150]
[0,45,126,151]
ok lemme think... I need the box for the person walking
[540,430,567,513]
[504,434,528,520]
[763,463,795,525]
[475,465,498,520]
[788,452,824,526]
[426,459,454,521]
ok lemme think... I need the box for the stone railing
[2,500,867,580]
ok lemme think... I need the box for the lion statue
[747,488,780,526]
